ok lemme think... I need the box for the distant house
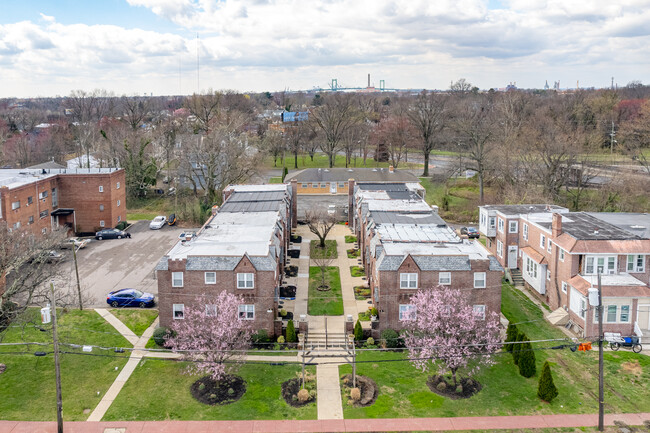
[27,161,66,170]
[479,204,650,339]
[285,167,419,195]
[66,154,101,169]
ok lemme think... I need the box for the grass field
[310,239,338,259]
[109,309,159,337]
[308,266,344,315]
[102,359,317,421]
[265,153,395,170]
[418,177,479,223]
[0,309,131,421]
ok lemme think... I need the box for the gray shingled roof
[183,255,277,271]
[489,256,504,272]
[370,211,446,226]
[483,204,565,215]
[537,212,642,241]
[155,257,169,271]
[413,256,472,271]
[377,254,406,271]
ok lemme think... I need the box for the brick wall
[0,178,58,236]
[295,181,348,194]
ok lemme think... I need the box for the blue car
[107,288,155,308]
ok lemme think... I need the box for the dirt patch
[282,378,315,407]
[190,375,246,406]
[381,385,396,394]
[341,374,379,407]
[621,361,643,375]
[426,375,482,400]
[316,285,331,292]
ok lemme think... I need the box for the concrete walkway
[86,315,159,422]
[3,412,649,432]
[316,363,344,420]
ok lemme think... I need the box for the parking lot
[59,221,187,307]
[297,194,349,221]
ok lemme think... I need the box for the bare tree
[120,96,151,131]
[449,78,474,95]
[185,90,223,133]
[261,127,285,167]
[309,93,360,167]
[620,99,650,175]
[370,115,415,168]
[305,207,337,248]
[284,121,311,169]
[66,89,115,168]
[408,92,448,177]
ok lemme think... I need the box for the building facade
[0,168,126,236]
[285,167,420,195]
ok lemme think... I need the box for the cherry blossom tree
[402,286,501,388]
[167,292,254,381]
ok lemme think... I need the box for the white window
[173,304,184,320]
[11,201,20,210]
[99,185,104,192]
[561,281,567,293]
[627,255,645,273]
[438,272,451,285]
[42,228,47,234]
[28,216,34,225]
[400,273,418,289]
[205,272,217,284]
[237,273,254,289]
[620,305,630,323]
[559,248,565,262]
[509,221,518,233]
[301,183,307,188]
[116,182,120,189]
[399,304,416,321]
[117,199,121,207]
[540,234,546,248]
[238,304,255,320]
[606,305,617,323]
[13,222,20,229]
[205,304,217,317]
[473,305,486,320]
[523,223,528,241]
[547,269,551,280]
[496,240,503,258]
[172,272,184,287]
[338,182,345,187]
[525,256,538,279]
[39,190,48,199]
[27,196,33,205]
[498,218,504,233]
[585,256,616,275]
[547,239,552,253]
[39,210,49,219]
[473,272,486,289]
[489,217,496,229]
[99,204,104,211]
[99,220,105,227]
[117,216,121,223]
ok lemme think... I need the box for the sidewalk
[2,412,649,432]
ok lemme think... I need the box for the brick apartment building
[0,168,126,236]
[285,167,419,195]
[156,183,296,335]
[351,181,503,332]
[479,204,650,338]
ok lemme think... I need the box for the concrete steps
[510,269,524,287]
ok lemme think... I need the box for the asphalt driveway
[60,221,187,307]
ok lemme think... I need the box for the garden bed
[345,235,357,244]
[354,286,371,300]
[350,266,365,277]
[280,285,297,298]
[190,375,246,406]
[288,249,301,259]
[426,375,482,400]
[281,378,316,407]
[341,374,378,407]
[285,266,298,277]
[347,248,360,258]
[291,235,302,244]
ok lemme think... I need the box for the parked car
[149,215,167,230]
[30,250,64,264]
[328,205,336,215]
[60,237,90,250]
[460,227,480,239]
[106,288,155,308]
[167,213,176,226]
[95,228,131,240]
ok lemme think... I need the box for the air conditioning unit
[608,270,616,275]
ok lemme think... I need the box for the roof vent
[324,169,329,172]
[593,229,599,235]
[372,168,378,172]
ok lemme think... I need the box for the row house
[156,183,296,336]
[351,181,503,332]
[0,168,126,236]
[285,167,419,195]
[479,204,650,338]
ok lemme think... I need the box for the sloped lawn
[110,309,158,336]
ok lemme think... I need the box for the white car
[149,216,167,230]
[61,237,90,250]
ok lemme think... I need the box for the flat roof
[534,212,642,241]
[377,224,459,243]
[587,212,650,239]
[370,211,446,226]
[481,204,568,216]
[0,168,120,189]
[381,240,491,260]
[286,168,419,183]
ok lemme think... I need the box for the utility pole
[609,121,616,154]
[597,271,604,432]
[72,246,82,310]
[50,281,64,433]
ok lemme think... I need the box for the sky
[1,0,649,98]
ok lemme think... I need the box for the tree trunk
[478,171,484,204]
[329,152,334,168]
[294,151,298,169]
[422,150,430,177]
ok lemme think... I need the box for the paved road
[58,221,186,307]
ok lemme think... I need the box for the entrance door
[330,182,337,194]
[508,246,518,269]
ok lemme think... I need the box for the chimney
[348,178,355,227]
[389,165,394,173]
[552,212,562,238]
[211,205,219,216]
[290,179,298,229]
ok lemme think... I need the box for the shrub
[227,388,235,396]
[512,331,525,365]
[538,361,559,402]
[456,385,463,394]
[286,320,297,343]
[116,221,128,230]
[198,383,205,391]
[350,387,361,401]
[280,309,287,317]
[297,389,310,402]
[251,329,270,345]
[381,329,399,348]
[209,394,216,399]
[504,323,518,352]
[518,340,537,378]
[152,326,170,346]
[277,335,285,344]
[366,337,375,346]
[282,166,289,182]
[354,320,363,342]
[370,307,378,317]
[436,381,447,391]
[309,389,317,399]
[342,377,349,385]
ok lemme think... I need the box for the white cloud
[1,0,649,97]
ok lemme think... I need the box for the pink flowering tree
[167,292,254,382]
[402,286,501,388]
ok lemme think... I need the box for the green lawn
[338,282,650,419]
[126,212,159,221]
[102,359,317,421]
[110,309,159,337]
[310,239,338,259]
[0,309,131,421]
[344,235,357,244]
[266,153,394,170]
[308,266,344,315]
[268,177,283,184]
[418,177,479,222]
[350,265,365,277]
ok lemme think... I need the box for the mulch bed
[285,266,298,277]
[190,375,246,406]
[291,235,302,244]
[279,311,294,321]
[340,374,378,407]
[316,284,331,292]
[281,378,314,407]
[280,285,296,298]
[426,374,482,400]
[288,249,301,259]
